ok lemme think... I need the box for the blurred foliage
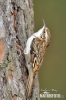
[33,0,66,100]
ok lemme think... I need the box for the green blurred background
[33,0,66,100]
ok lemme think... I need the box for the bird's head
[41,20,51,47]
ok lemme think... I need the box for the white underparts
[24,26,45,55]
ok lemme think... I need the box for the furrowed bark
[0,0,40,100]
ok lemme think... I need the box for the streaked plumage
[24,21,51,98]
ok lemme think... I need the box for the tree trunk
[0,0,40,100]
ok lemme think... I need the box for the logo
[40,88,64,98]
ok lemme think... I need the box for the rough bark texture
[0,0,39,100]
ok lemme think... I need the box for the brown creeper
[24,20,51,97]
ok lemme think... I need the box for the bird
[24,20,51,98]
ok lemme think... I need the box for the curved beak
[42,19,46,29]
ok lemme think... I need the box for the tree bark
[0,0,40,100]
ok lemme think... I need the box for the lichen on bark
[0,0,40,100]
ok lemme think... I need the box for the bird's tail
[26,67,34,99]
